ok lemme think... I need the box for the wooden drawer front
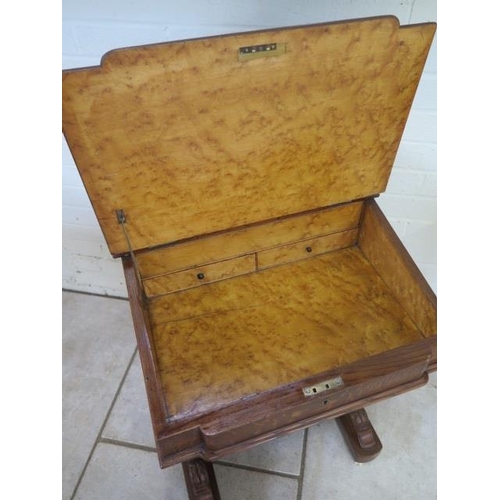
[257,228,358,270]
[143,254,256,297]
[137,202,363,278]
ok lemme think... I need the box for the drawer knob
[197,272,205,280]
[306,246,313,253]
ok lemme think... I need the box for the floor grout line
[99,437,157,453]
[296,428,309,500]
[62,288,129,301]
[69,347,138,500]
[213,460,300,480]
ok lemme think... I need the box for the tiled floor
[62,291,437,500]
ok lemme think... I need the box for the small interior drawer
[143,254,256,297]
[257,228,358,270]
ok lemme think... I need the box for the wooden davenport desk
[63,16,436,498]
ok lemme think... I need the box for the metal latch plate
[238,42,286,62]
[302,376,344,396]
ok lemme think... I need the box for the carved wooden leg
[182,459,221,500]
[337,408,383,463]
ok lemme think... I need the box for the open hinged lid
[62,16,435,256]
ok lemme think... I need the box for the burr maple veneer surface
[148,246,427,418]
[62,18,435,255]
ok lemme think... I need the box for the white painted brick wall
[62,0,437,296]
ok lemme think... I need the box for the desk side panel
[122,257,171,437]
[358,199,437,339]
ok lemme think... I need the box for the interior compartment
[138,199,436,421]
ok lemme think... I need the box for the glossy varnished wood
[62,18,435,255]
[148,246,426,418]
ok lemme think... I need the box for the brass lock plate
[302,376,344,396]
[238,42,286,61]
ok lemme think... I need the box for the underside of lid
[62,16,436,256]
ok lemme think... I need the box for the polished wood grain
[148,247,425,418]
[137,201,363,278]
[62,18,436,255]
[143,254,256,297]
[358,199,437,337]
[257,228,357,270]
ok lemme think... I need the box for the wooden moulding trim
[428,338,437,372]
[202,375,428,464]
[200,353,430,448]
[161,445,205,468]
[158,373,429,468]
[157,336,436,435]
[122,256,170,434]
[153,336,435,466]
[358,198,437,337]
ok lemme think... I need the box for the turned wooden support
[337,408,383,463]
[182,459,221,500]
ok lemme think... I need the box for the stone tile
[303,382,437,500]
[215,464,298,500]
[219,431,304,475]
[74,443,188,500]
[74,443,298,500]
[62,292,136,500]
[102,354,156,448]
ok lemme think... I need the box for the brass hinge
[116,209,126,225]
[116,209,146,302]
